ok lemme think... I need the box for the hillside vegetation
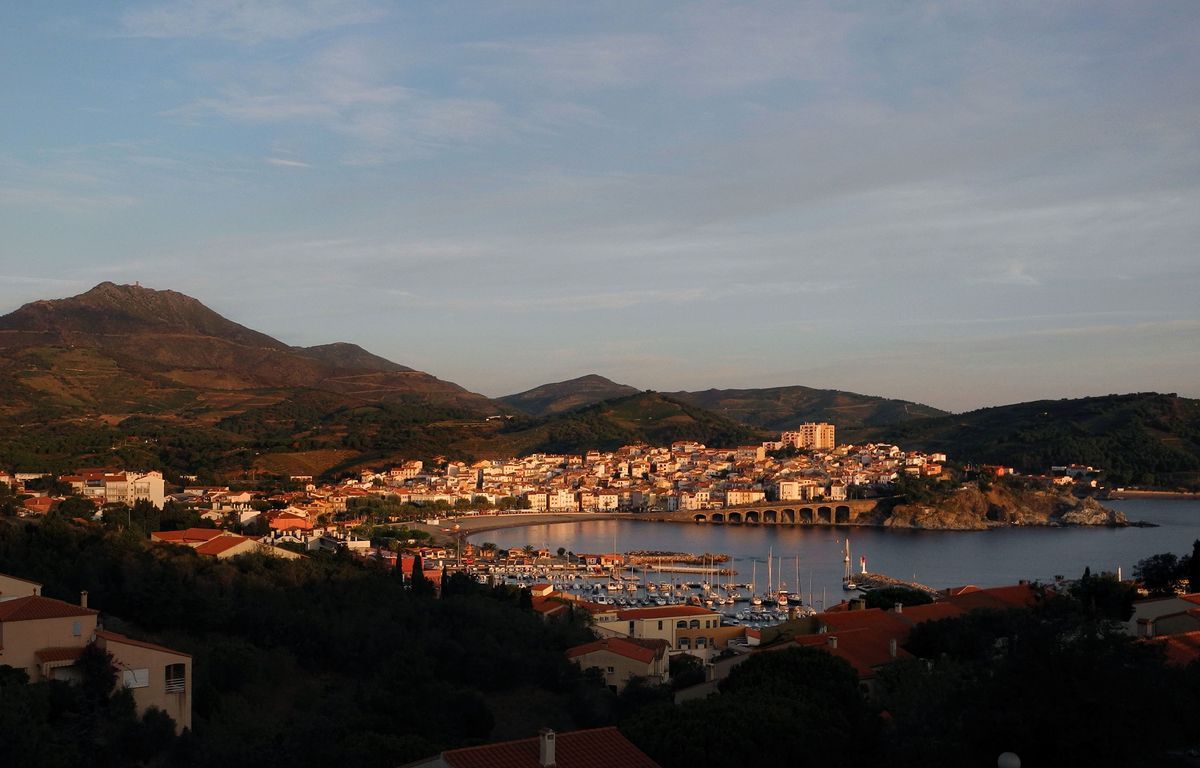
[854,393,1200,487]
[668,385,947,430]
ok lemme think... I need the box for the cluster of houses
[341,429,948,515]
[1,427,955,532]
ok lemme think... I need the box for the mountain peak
[499,374,641,416]
[0,281,286,349]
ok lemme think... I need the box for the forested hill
[499,374,641,416]
[503,391,768,455]
[850,393,1200,487]
[666,385,948,430]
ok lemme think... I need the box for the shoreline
[1104,490,1200,500]
[413,512,627,543]
[412,511,1138,543]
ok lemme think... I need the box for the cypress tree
[1189,540,1200,593]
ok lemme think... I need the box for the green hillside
[852,393,1200,487]
[667,385,947,430]
[498,374,641,416]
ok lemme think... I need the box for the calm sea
[472,499,1200,600]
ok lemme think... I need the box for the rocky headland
[881,485,1126,531]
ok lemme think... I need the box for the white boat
[842,538,857,590]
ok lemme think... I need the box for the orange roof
[1151,631,1200,667]
[566,637,668,665]
[0,595,97,622]
[151,527,224,545]
[944,584,1041,611]
[95,629,190,658]
[194,535,253,557]
[616,605,716,621]
[437,727,660,768]
[35,647,86,663]
[531,596,570,617]
[792,629,911,679]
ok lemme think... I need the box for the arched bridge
[649,499,885,526]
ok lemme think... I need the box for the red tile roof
[95,629,191,658]
[0,595,97,622]
[944,584,1041,611]
[1151,630,1200,667]
[616,605,716,621]
[792,629,911,679]
[437,727,660,768]
[151,527,224,545]
[194,535,253,557]
[35,646,86,663]
[566,637,668,665]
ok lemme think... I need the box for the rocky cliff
[882,486,1126,530]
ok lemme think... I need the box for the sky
[1,1,1198,412]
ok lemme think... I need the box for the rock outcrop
[883,486,1126,530]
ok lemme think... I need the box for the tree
[410,555,434,597]
[1134,552,1183,596]
[863,586,933,611]
[1190,540,1200,593]
[556,547,567,558]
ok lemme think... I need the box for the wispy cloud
[120,0,387,44]
[264,157,310,168]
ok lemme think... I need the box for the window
[123,668,150,689]
[165,663,186,693]
[676,620,687,629]
[628,621,635,634]
[657,621,663,630]
[606,666,614,674]
[689,620,700,629]
[71,621,82,636]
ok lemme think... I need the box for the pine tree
[1189,540,1200,593]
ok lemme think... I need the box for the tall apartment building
[780,423,836,451]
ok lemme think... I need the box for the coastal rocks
[882,485,1125,530]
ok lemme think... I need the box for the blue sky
[1,1,1197,411]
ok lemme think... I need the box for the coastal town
[4,422,1196,766]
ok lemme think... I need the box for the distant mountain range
[0,283,1196,487]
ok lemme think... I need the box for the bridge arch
[711,512,725,524]
[817,506,833,524]
[780,508,795,524]
[799,507,813,524]
[763,509,777,524]
[835,505,851,524]
[744,510,759,524]
[728,511,742,524]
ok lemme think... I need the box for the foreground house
[405,727,660,768]
[566,636,669,691]
[0,574,191,732]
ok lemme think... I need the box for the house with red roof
[404,726,660,768]
[566,637,669,691]
[762,583,1043,697]
[0,574,191,732]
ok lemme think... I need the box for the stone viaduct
[649,498,886,526]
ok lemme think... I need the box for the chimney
[80,590,88,609]
[539,728,556,767]
[889,638,898,658]
[827,636,838,649]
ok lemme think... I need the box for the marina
[469,498,1200,611]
